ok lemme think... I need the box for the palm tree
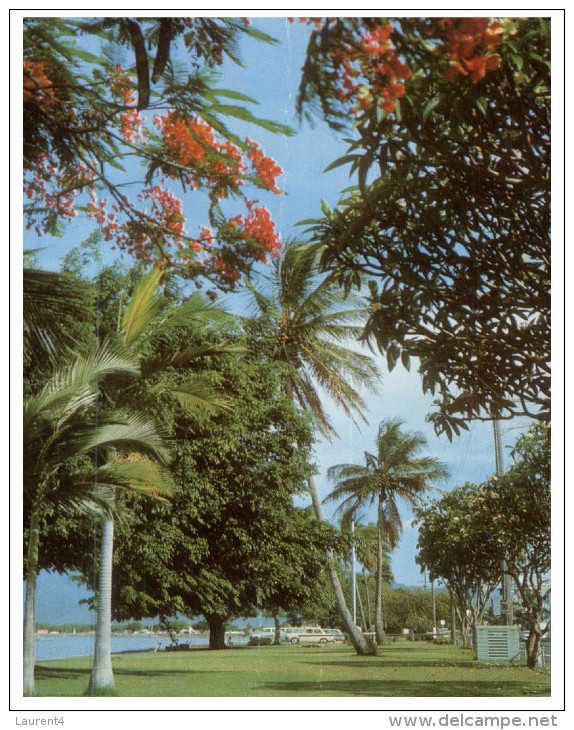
[88,268,237,693]
[245,240,382,655]
[326,419,448,644]
[353,522,393,632]
[23,344,172,696]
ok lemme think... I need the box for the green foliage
[23,267,95,390]
[299,18,550,435]
[415,482,502,642]
[478,422,550,667]
[381,586,451,634]
[326,418,448,548]
[415,421,550,658]
[244,240,381,438]
[101,341,325,632]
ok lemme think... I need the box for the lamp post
[493,419,513,626]
[431,579,437,638]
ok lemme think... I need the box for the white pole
[493,419,513,626]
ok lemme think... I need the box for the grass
[34,640,550,698]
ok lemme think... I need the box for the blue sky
[23,14,539,624]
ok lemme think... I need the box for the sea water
[34,634,226,661]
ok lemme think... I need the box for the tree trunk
[23,508,41,696]
[374,524,386,644]
[206,614,226,650]
[307,476,376,656]
[525,615,544,669]
[356,578,367,632]
[273,611,281,645]
[89,513,116,694]
[363,570,373,631]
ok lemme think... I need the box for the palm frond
[120,268,163,346]
[141,342,246,378]
[24,343,139,429]
[162,376,233,417]
[156,291,233,332]
[80,410,171,465]
[23,267,93,359]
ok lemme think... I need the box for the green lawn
[34,640,550,697]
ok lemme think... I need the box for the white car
[288,627,336,644]
[322,628,346,643]
[250,627,278,641]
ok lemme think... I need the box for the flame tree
[24,17,292,296]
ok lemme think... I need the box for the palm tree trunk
[363,569,373,631]
[89,513,116,694]
[23,508,40,696]
[307,476,376,656]
[356,579,367,632]
[375,524,386,644]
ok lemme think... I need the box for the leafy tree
[326,418,448,643]
[244,240,382,655]
[23,344,171,695]
[24,17,292,294]
[250,508,341,644]
[416,421,550,664]
[381,586,451,636]
[415,484,503,648]
[104,346,323,649]
[296,17,550,436]
[478,423,550,668]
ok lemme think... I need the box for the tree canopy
[24,17,292,294]
[297,17,550,436]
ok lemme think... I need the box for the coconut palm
[23,344,172,696]
[88,268,237,693]
[244,240,382,655]
[352,522,393,632]
[326,419,448,644]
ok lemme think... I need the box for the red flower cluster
[242,205,282,263]
[246,140,283,194]
[23,61,58,107]
[155,111,251,199]
[110,66,146,144]
[312,19,412,115]
[141,185,186,241]
[24,60,284,290]
[157,112,217,166]
[438,18,503,83]
[24,153,98,235]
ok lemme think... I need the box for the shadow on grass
[306,659,489,670]
[35,666,222,681]
[259,679,550,697]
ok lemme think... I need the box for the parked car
[249,626,283,642]
[288,627,336,644]
[322,628,346,643]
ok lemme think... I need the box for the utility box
[475,625,520,661]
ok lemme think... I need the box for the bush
[248,637,273,646]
